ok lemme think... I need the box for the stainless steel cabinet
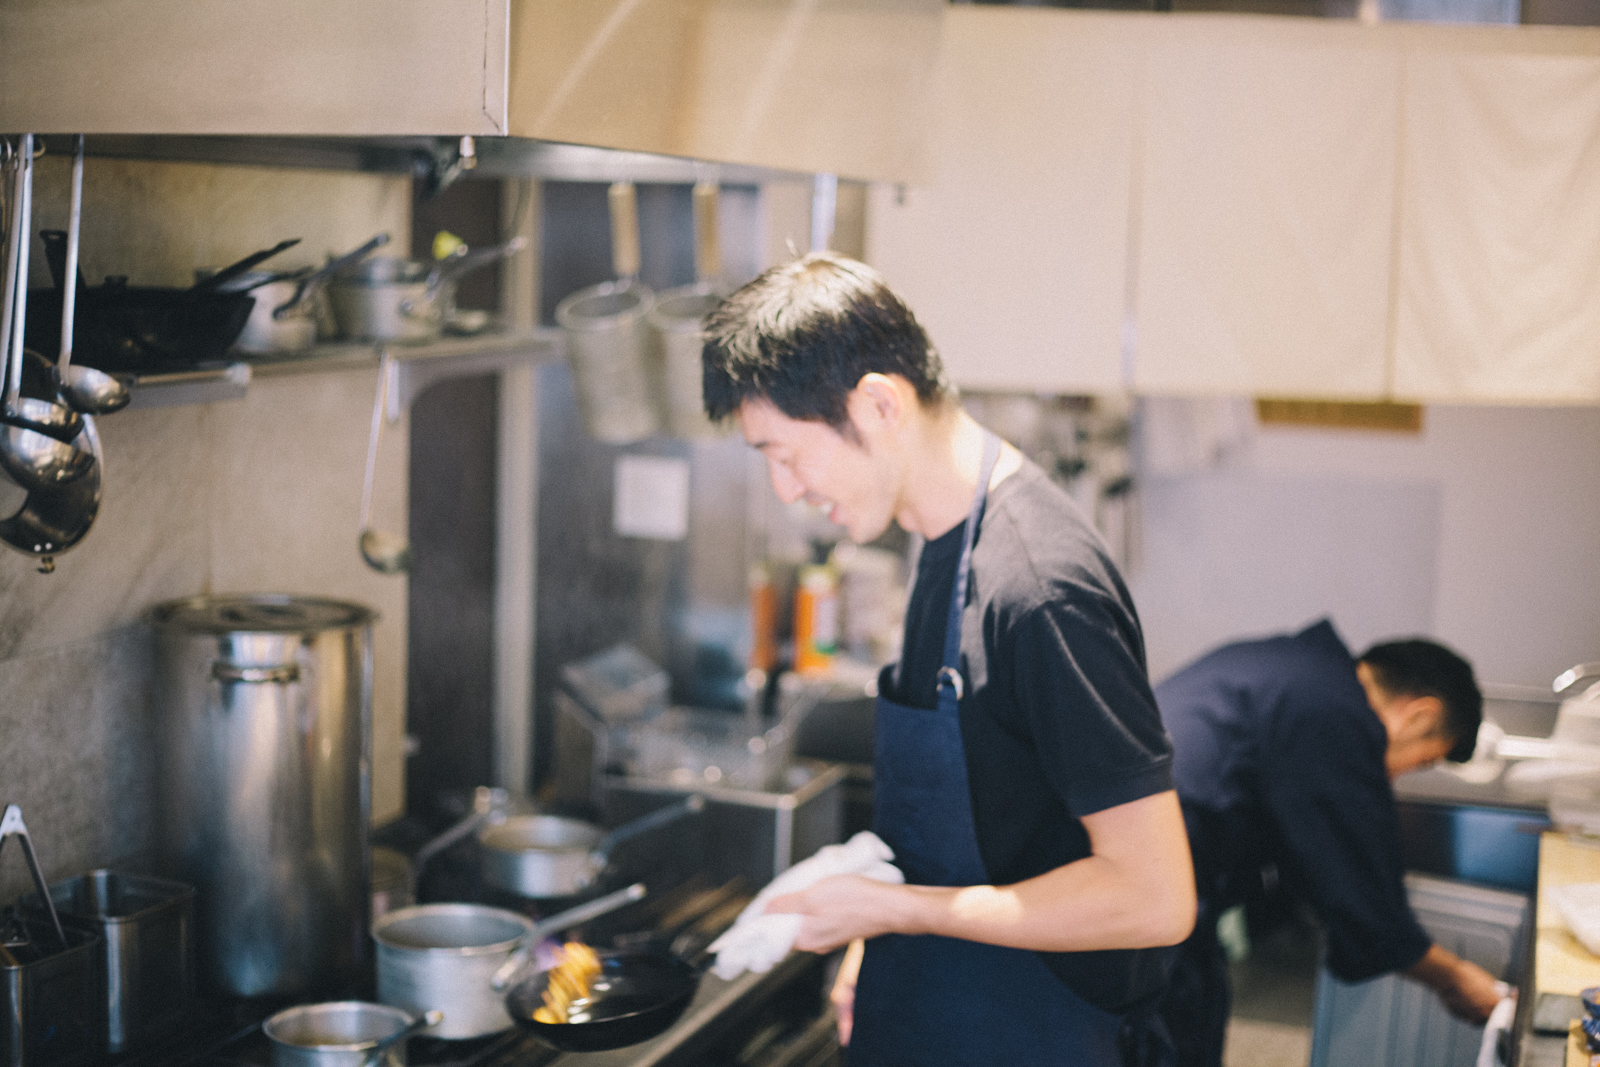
[1309,874,1528,1067]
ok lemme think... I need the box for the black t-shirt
[1155,619,1432,982]
[883,457,1176,1012]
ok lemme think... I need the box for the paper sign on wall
[613,455,690,541]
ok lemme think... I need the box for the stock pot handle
[212,662,300,685]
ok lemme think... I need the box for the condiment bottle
[793,563,839,675]
[749,562,778,673]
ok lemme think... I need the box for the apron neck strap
[939,431,1003,679]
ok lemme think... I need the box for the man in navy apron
[702,253,1196,1067]
[1151,621,1503,1067]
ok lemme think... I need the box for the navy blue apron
[849,431,1172,1067]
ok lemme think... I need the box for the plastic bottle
[793,563,839,675]
[748,562,778,673]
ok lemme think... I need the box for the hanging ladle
[53,136,129,416]
[0,135,95,490]
[358,348,411,574]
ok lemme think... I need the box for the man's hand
[1405,943,1507,1023]
[767,874,911,954]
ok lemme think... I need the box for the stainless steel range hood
[0,0,943,184]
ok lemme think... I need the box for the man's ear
[848,374,906,434]
[1398,694,1447,741]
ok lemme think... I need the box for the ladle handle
[595,794,705,863]
[608,182,640,280]
[0,805,66,948]
[0,140,26,402]
[58,135,84,377]
[7,135,35,409]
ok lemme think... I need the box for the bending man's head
[701,252,954,435]
[1357,638,1483,771]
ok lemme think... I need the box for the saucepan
[328,238,524,345]
[373,883,647,1040]
[413,791,704,900]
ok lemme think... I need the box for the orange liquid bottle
[793,563,839,675]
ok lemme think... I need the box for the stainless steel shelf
[125,327,564,411]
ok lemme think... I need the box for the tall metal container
[150,595,376,999]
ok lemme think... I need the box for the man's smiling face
[738,396,899,544]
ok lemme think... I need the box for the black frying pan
[504,949,706,1053]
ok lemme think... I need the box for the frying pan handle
[274,232,390,319]
[594,795,705,863]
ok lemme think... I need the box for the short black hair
[1358,639,1483,763]
[701,252,953,434]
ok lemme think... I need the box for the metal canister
[150,595,377,999]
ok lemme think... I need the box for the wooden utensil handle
[609,182,640,279]
[693,183,721,285]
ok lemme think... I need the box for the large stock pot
[150,594,377,999]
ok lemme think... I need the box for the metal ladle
[54,135,129,415]
[358,348,411,574]
[0,135,96,490]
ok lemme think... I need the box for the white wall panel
[1134,18,1399,398]
[1395,42,1600,402]
[865,7,1138,395]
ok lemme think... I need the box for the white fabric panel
[1395,41,1600,403]
[864,8,1136,395]
[1135,19,1400,398]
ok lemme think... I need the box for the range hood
[0,0,944,184]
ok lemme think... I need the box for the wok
[504,949,705,1053]
[27,235,254,372]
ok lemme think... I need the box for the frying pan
[504,949,706,1053]
[27,232,255,372]
[502,879,747,1053]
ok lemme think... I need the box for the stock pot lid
[150,595,377,635]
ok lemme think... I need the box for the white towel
[709,831,904,980]
[1475,989,1516,1067]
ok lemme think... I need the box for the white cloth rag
[1475,988,1516,1067]
[709,830,904,980]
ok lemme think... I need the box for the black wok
[24,282,254,372]
[504,949,707,1053]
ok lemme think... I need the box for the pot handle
[594,795,706,865]
[490,945,532,993]
[212,662,300,685]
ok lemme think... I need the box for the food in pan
[532,941,604,1024]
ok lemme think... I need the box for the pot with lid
[150,594,377,999]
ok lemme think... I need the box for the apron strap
[938,431,1003,692]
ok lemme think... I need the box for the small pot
[219,273,321,355]
[263,1001,415,1067]
[372,904,535,1040]
[328,258,448,345]
[476,795,704,899]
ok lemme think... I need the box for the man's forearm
[896,852,1195,952]
[771,790,1197,955]
[1403,943,1505,1023]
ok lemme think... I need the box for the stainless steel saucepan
[412,790,703,900]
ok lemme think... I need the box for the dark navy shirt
[1154,619,1431,982]
[885,457,1176,1012]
